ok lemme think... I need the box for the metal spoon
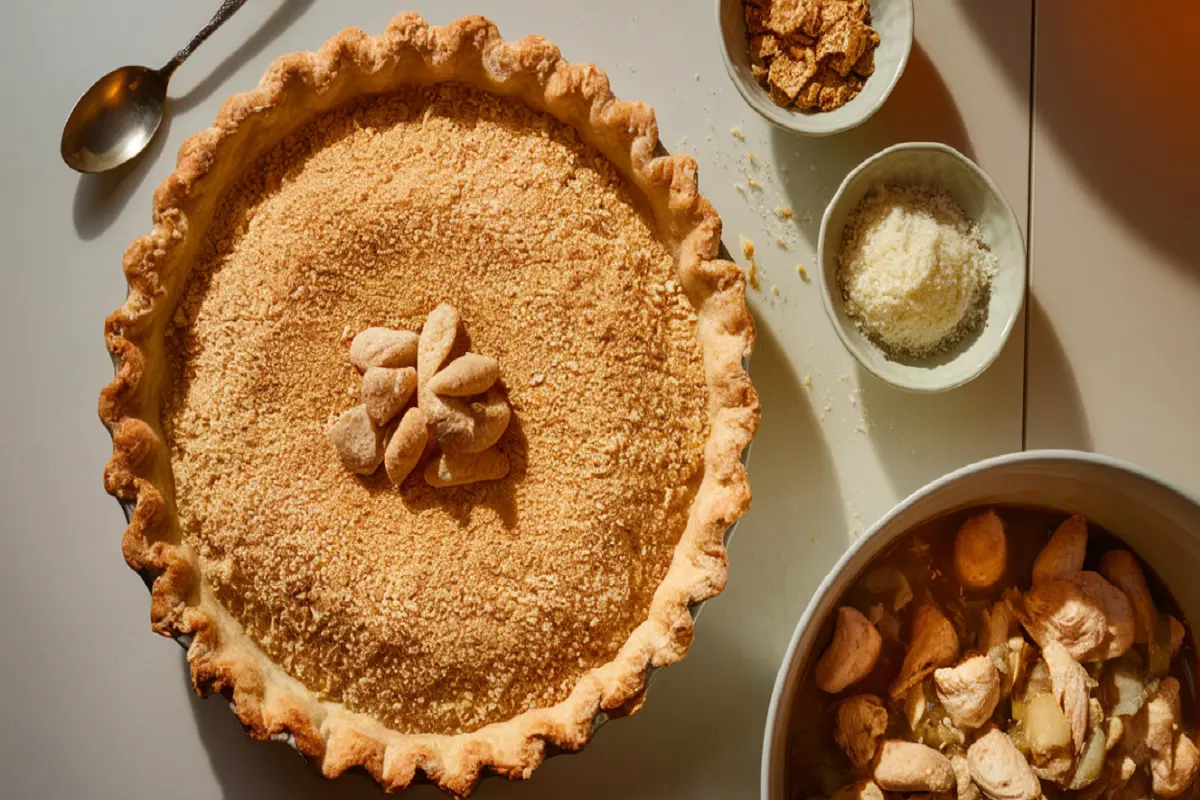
[61,0,248,173]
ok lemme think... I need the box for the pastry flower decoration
[328,304,511,487]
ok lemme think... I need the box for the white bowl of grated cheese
[817,142,1026,392]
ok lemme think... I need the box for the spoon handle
[160,0,250,79]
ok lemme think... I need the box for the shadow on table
[961,0,1200,277]
[72,0,316,242]
[71,110,174,242]
[1023,293,1092,452]
[184,658,383,800]
[185,315,848,799]
[767,40,971,252]
[171,0,317,115]
[855,313,1029,500]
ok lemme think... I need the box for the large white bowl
[761,450,1200,800]
[818,142,1027,392]
[715,0,913,136]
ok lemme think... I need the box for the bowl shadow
[854,320,1026,502]
[767,40,971,251]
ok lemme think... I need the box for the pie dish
[99,13,758,796]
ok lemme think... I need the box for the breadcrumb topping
[162,85,709,736]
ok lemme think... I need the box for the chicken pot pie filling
[789,507,1198,800]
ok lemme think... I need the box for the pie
[99,13,758,795]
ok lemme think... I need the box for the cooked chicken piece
[891,605,961,700]
[1153,736,1200,798]
[1031,749,1074,784]
[1010,573,1134,662]
[874,740,956,792]
[1146,678,1181,755]
[1033,514,1088,585]
[952,752,982,800]
[955,510,1008,590]
[1100,550,1156,644]
[904,684,928,731]
[982,601,1033,697]
[983,601,1016,652]
[1145,678,1200,798]
[967,727,1042,800]
[816,606,882,694]
[1072,571,1136,660]
[836,695,889,767]
[830,780,884,800]
[1044,641,1091,753]
[934,654,1001,729]
[1008,582,1104,660]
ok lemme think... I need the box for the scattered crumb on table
[739,234,756,259]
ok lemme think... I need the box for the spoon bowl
[60,0,247,174]
[61,66,169,173]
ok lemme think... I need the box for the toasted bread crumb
[162,83,710,737]
[740,235,757,260]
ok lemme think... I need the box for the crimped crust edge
[98,13,760,797]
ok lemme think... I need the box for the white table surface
[0,2,1036,798]
[1025,0,1200,496]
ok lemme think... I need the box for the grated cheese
[837,184,997,357]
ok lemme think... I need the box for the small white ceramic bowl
[715,0,913,135]
[761,449,1200,799]
[817,142,1027,392]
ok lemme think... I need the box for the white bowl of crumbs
[817,142,1026,392]
[716,0,913,136]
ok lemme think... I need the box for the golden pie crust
[100,13,758,796]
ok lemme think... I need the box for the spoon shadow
[72,106,173,242]
[71,0,316,241]
[172,0,316,115]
